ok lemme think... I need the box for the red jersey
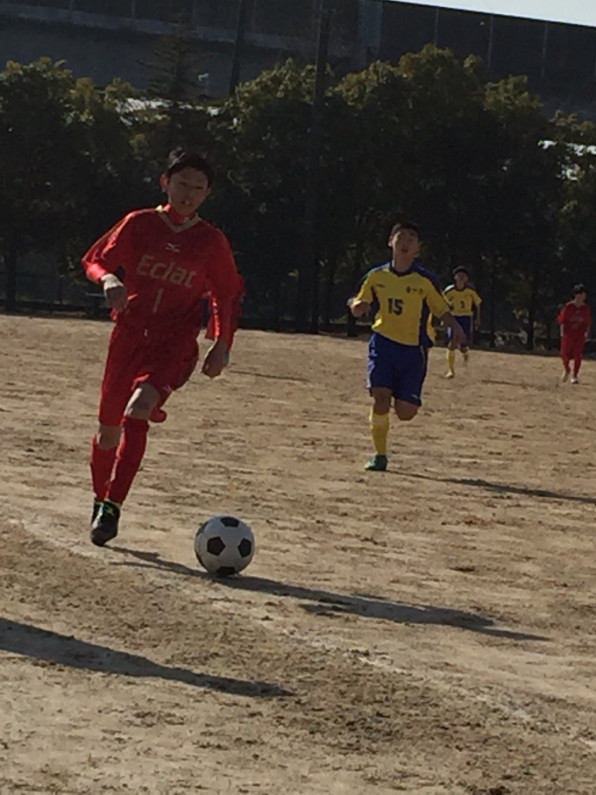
[557,302,591,338]
[82,205,240,344]
[206,274,246,342]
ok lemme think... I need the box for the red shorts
[98,323,199,425]
[561,335,585,360]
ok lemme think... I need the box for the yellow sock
[370,410,390,455]
[447,349,455,372]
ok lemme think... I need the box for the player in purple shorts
[443,267,482,378]
[349,221,466,471]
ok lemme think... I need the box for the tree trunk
[298,0,330,334]
[322,260,336,331]
[5,243,17,312]
[488,256,496,348]
[273,278,281,332]
[347,235,365,337]
[229,0,252,94]
[526,264,539,351]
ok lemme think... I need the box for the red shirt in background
[557,302,592,339]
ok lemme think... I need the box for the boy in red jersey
[83,148,242,546]
[557,284,591,384]
[206,274,246,349]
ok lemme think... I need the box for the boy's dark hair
[572,283,586,296]
[389,221,422,240]
[452,266,469,278]
[164,147,215,186]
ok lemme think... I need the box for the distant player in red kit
[557,284,591,384]
[82,148,243,546]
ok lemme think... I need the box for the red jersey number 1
[152,287,164,314]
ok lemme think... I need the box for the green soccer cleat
[90,500,121,547]
[365,454,388,472]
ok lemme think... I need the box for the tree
[0,59,89,308]
[482,75,568,349]
[0,59,148,308]
[145,22,213,156]
[207,60,316,327]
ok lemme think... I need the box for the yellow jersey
[443,285,481,318]
[426,314,436,343]
[352,262,450,346]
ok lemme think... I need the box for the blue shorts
[367,333,428,406]
[447,315,472,346]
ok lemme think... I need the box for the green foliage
[144,22,212,156]
[3,45,596,344]
[205,61,315,322]
[0,58,149,305]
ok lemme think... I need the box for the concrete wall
[0,1,595,116]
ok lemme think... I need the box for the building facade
[0,0,595,115]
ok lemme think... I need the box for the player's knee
[373,398,391,414]
[395,404,418,421]
[97,425,120,449]
[124,399,156,420]
[125,385,159,419]
[125,401,152,420]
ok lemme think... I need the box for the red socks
[90,437,117,501]
[105,417,149,506]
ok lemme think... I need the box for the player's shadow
[480,378,555,391]
[230,368,310,383]
[110,547,547,642]
[400,471,596,505]
[0,617,289,698]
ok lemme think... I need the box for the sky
[387,0,596,28]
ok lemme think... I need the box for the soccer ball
[194,515,255,577]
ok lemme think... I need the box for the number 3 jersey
[82,204,241,341]
[443,284,482,318]
[352,262,449,347]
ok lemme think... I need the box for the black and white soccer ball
[194,515,255,577]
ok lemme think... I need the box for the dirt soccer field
[1,314,596,795]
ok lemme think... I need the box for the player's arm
[427,283,466,347]
[347,274,374,317]
[82,216,136,312]
[472,290,482,328]
[442,287,454,312]
[441,312,466,346]
[202,237,242,378]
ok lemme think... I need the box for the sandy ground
[1,315,596,794]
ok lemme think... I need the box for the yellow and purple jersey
[351,261,449,347]
[443,284,481,318]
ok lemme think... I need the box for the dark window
[16,0,71,8]
[379,2,436,63]
[74,0,134,16]
[193,0,239,29]
[491,17,545,80]
[437,8,492,63]
[546,24,596,82]
[134,0,194,24]
[252,0,315,37]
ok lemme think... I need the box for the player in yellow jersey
[349,221,466,471]
[443,266,482,378]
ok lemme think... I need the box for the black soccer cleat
[90,500,121,547]
[91,499,102,526]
